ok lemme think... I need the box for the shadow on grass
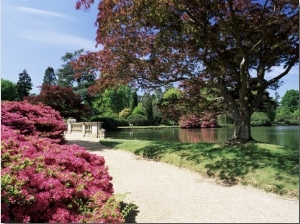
[202,143,296,182]
[100,138,299,197]
[101,140,299,189]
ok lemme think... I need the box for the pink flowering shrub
[1,125,124,223]
[1,101,66,144]
[1,101,124,223]
[179,114,217,129]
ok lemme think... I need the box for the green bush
[283,119,299,125]
[127,114,147,126]
[119,108,131,118]
[132,104,144,115]
[116,117,129,126]
[251,112,271,126]
[275,113,298,124]
[89,116,118,131]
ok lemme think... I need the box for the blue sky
[1,0,299,99]
[1,0,99,94]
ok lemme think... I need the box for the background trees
[57,49,97,108]
[57,50,84,87]
[42,67,57,85]
[75,0,298,143]
[26,85,91,121]
[91,85,132,117]
[16,69,32,100]
[1,78,18,101]
[276,89,299,124]
[279,90,299,114]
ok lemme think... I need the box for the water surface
[106,126,299,149]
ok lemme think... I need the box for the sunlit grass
[100,139,299,198]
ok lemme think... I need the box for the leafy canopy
[1,78,18,101]
[25,85,91,121]
[280,89,299,114]
[74,0,298,141]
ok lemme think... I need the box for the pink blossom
[1,101,123,223]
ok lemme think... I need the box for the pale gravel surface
[65,134,299,223]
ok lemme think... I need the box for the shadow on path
[65,138,109,151]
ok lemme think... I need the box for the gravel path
[65,135,299,223]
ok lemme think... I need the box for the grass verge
[100,139,299,199]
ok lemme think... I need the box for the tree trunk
[230,111,253,143]
[218,77,254,144]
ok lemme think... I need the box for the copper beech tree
[73,0,298,143]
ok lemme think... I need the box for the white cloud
[20,29,98,51]
[16,6,70,19]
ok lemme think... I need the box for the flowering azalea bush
[1,101,66,144]
[179,114,217,129]
[1,101,124,223]
[1,125,124,223]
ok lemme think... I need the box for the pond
[106,126,299,150]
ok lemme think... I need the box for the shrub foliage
[1,101,66,144]
[1,101,124,223]
[251,112,271,126]
[127,114,147,126]
[179,114,217,129]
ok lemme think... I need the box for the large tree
[43,66,57,85]
[74,0,298,143]
[57,49,85,87]
[57,49,96,107]
[16,69,32,100]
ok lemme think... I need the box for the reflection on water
[106,126,299,149]
[178,128,219,143]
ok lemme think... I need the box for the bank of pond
[100,138,299,199]
[106,125,299,150]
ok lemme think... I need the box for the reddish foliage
[74,0,298,142]
[1,101,123,222]
[25,85,91,120]
[179,114,217,129]
[1,125,123,223]
[1,101,66,144]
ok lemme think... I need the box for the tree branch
[266,57,298,86]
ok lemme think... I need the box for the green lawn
[100,139,299,199]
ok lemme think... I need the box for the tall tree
[141,92,154,125]
[57,49,96,107]
[16,69,32,100]
[57,49,84,87]
[130,90,139,112]
[1,78,18,101]
[280,89,299,114]
[75,0,298,143]
[43,67,57,85]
